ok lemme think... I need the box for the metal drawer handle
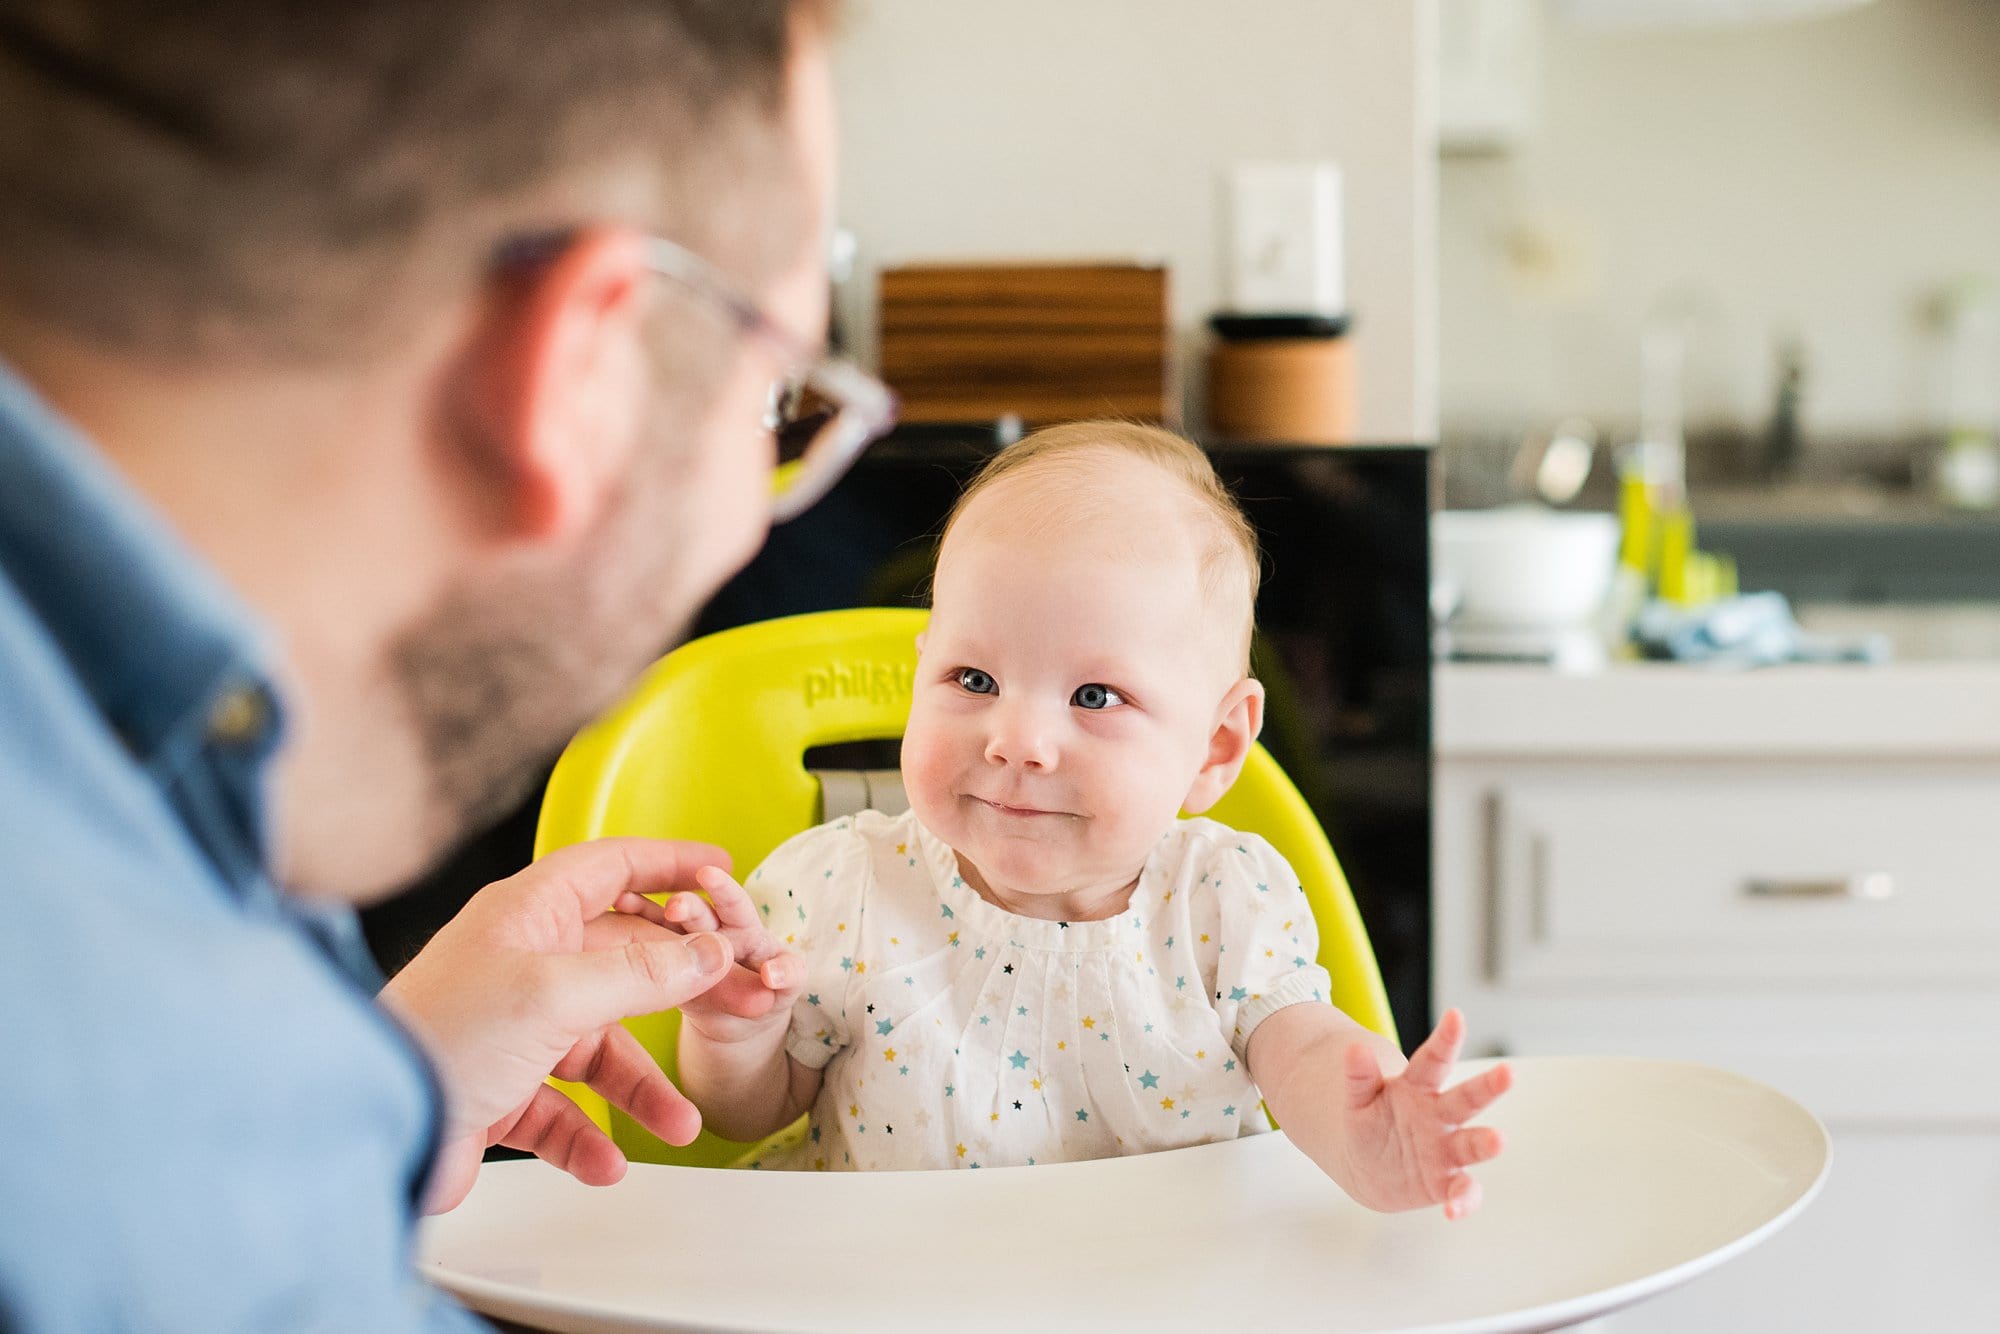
[1743,873,1896,902]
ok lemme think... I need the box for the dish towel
[1633,592,1891,668]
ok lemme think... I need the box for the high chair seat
[535,607,1394,1166]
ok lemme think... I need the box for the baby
[641,420,1510,1218]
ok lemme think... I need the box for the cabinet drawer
[1484,761,2000,987]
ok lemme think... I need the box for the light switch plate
[1227,161,1345,317]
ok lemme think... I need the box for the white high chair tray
[419,1057,1827,1333]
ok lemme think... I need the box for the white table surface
[420,1057,1828,1334]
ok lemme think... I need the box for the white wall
[832,0,1438,442]
[1440,0,2000,443]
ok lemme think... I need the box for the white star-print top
[742,807,1334,1171]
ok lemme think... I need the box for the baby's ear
[1182,678,1266,815]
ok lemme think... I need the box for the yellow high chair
[535,607,1395,1166]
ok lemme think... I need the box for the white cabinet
[1435,664,2000,1330]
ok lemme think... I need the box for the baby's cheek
[899,722,953,819]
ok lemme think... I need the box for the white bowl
[1433,506,1621,630]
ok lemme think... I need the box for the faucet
[1763,335,1805,481]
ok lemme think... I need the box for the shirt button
[206,685,269,746]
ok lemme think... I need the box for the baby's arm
[623,866,825,1143]
[1249,1005,1510,1220]
[677,993,823,1144]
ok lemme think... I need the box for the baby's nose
[984,704,1057,770]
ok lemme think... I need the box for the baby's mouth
[972,795,1069,820]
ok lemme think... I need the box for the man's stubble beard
[385,417,716,880]
[378,121,811,890]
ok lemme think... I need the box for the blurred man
[0,2,882,1326]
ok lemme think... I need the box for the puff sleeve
[740,820,875,1071]
[1202,831,1336,1064]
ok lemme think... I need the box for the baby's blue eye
[955,667,997,695]
[1072,683,1124,710]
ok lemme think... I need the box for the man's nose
[984,699,1058,770]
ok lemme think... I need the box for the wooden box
[876,262,1172,426]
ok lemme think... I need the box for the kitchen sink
[1694,485,2000,604]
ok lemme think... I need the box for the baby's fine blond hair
[938,420,1261,673]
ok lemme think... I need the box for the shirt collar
[0,357,281,765]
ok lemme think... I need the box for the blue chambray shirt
[0,359,486,1331]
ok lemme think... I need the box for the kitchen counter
[1796,600,2000,660]
[1438,658,2000,758]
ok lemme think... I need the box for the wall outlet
[1228,161,1345,317]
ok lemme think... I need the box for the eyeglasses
[500,232,898,524]
[643,237,897,523]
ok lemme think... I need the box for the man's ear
[443,228,652,544]
[1181,677,1266,816]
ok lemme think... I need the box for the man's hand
[378,838,739,1214]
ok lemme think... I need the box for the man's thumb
[544,931,734,1032]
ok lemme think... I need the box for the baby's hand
[1336,1009,1511,1221]
[613,865,805,1045]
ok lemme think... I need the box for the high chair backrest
[536,608,1395,1166]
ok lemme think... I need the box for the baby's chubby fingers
[606,888,725,937]
[1439,1062,1513,1126]
[612,867,805,1038]
[1447,1124,1506,1170]
[1442,1170,1485,1222]
[758,951,807,993]
[612,885,763,964]
[1402,1008,1468,1093]
[699,943,806,1024]
[693,864,768,933]
[662,891,721,934]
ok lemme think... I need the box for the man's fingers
[421,1139,483,1215]
[552,1024,703,1149]
[497,1084,630,1187]
[611,891,672,929]
[1439,1062,1514,1125]
[539,930,734,1034]
[583,906,676,950]
[497,838,733,935]
[1403,1008,1467,1092]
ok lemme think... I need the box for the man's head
[0,0,840,901]
[901,421,1268,915]
[0,0,823,362]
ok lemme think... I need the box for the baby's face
[902,520,1239,916]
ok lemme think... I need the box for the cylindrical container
[1206,335,1356,445]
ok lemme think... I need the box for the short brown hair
[942,420,1262,671]
[0,0,829,362]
